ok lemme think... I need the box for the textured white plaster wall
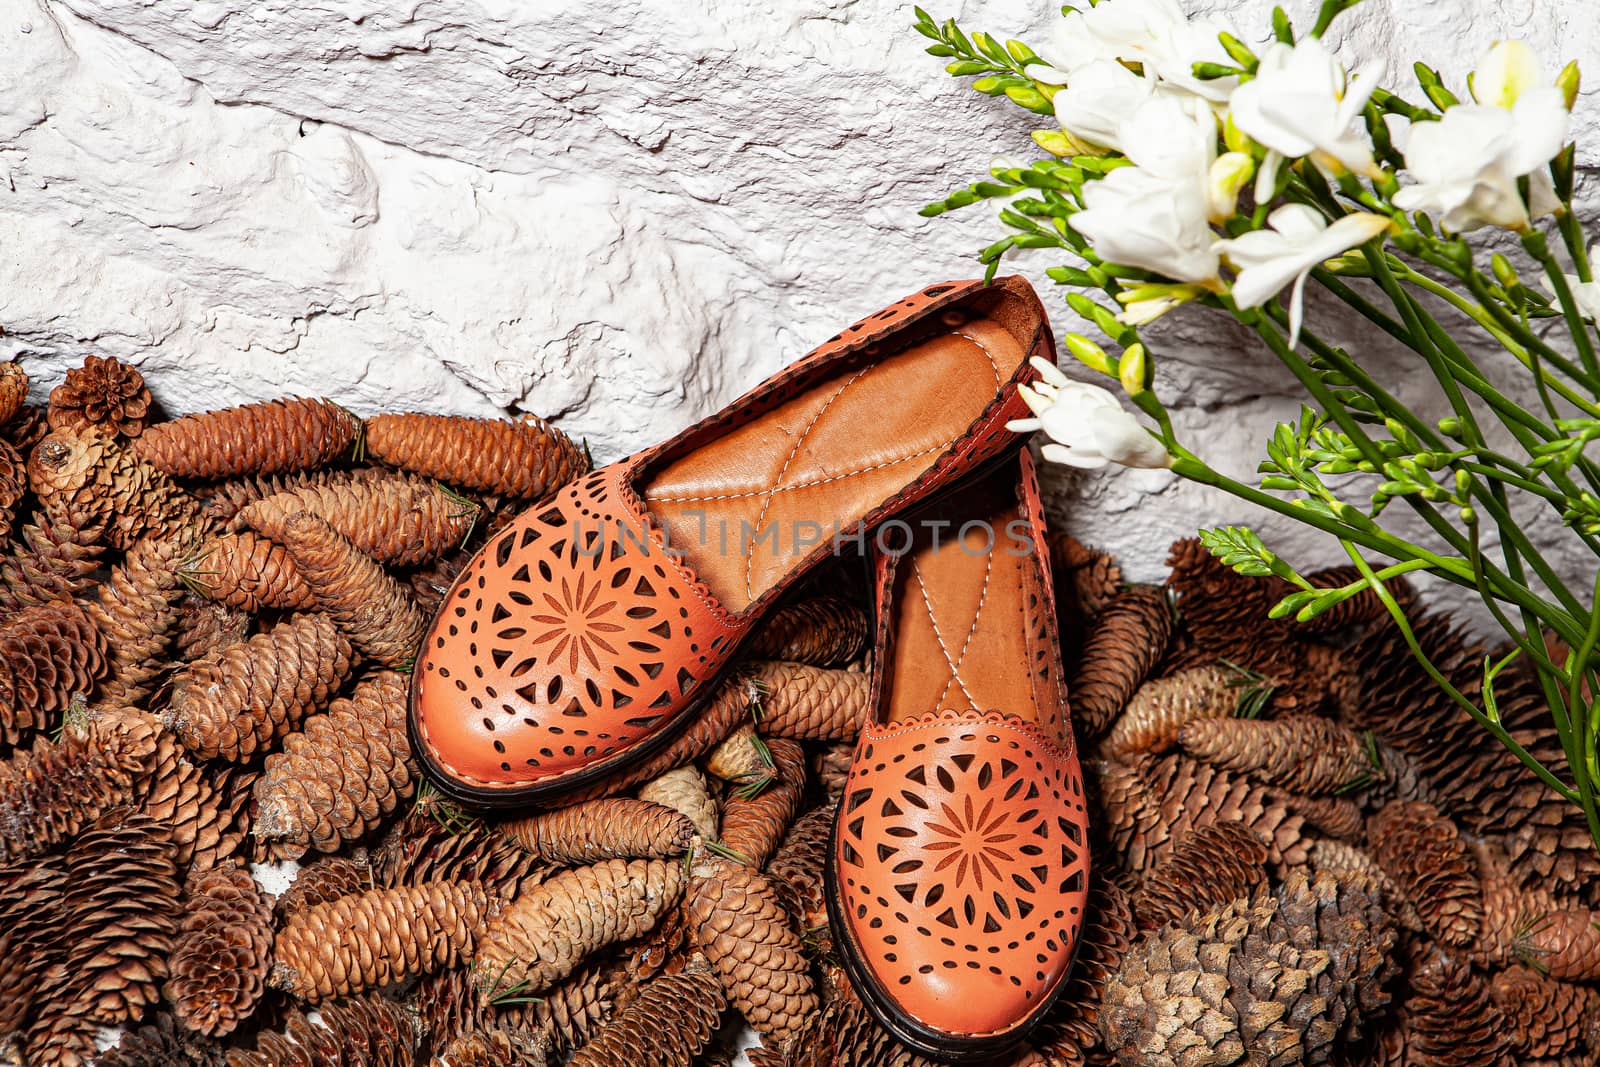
[2,0,1599,620]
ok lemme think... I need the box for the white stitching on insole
[643,443,944,503]
[916,550,991,712]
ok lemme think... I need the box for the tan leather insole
[884,473,1059,736]
[643,317,1024,612]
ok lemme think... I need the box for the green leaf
[1270,6,1294,42]
[1199,525,1279,578]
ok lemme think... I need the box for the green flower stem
[1455,462,1568,502]
[1342,540,1582,806]
[1527,229,1600,382]
[1460,271,1600,405]
[1559,209,1595,284]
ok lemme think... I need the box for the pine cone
[737,660,869,742]
[373,804,549,900]
[744,596,869,666]
[475,859,684,995]
[439,1028,553,1067]
[0,858,69,1035]
[0,707,157,861]
[1129,823,1269,930]
[259,511,424,667]
[0,437,22,542]
[1296,564,1413,635]
[567,957,724,1067]
[165,863,273,1037]
[89,529,204,706]
[173,595,252,662]
[131,397,360,479]
[0,600,109,746]
[1040,878,1137,1058]
[56,808,180,1025]
[165,612,354,760]
[363,411,587,499]
[1070,586,1173,738]
[1489,964,1599,1058]
[196,468,347,524]
[1051,533,1124,616]
[1090,753,1308,874]
[501,798,695,865]
[4,403,49,453]
[47,355,153,439]
[410,544,473,615]
[0,359,25,427]
[238,470,480,568]
[224,995,423,1067]
[276,854,374,918]
[271,880,495,999]
[706,723,772,783]
[1524,906,1600,981]
[766,804,833,929]
[1177,713,1373,794]
[1369,800,1481,947]
[812,741,853,802]
[770,996,943,1067]
[254,671,416,857]
[97,1013,227,1067]
[717,737,806,867]
[686,861,819,1045]
[28,428,203,550]
[1306,839,1423,931]
[1267,788,1365,841]
[187,764,259,873]
[1101,665,1235,759]
[637,766,719,842]
[1403,947,1515,1066]
[177,530,315,612]
[0,509,105,613]
[526,962,615,1055]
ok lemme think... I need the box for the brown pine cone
[177,530,315,612]
[771,996,943,1067]
[0,707,157,861]
[165,863,273,1037]
[0,359,25,427]
[57,808,181,1025]
[373,804,549,900]
[1524,906,1600,981]
[224,995,422,1067]
[1070,586,1173,739]
[165,612,355,761]
[137,726,208,868]
[4,403,49,453]
[705,723,772,783]
[90,529,204,706]
[1177,713,1373,794]
[501,798,695,865]
[718,737,806,867]
[0,599,109,746]
[276,854,373,918]
[637,766,719,842]
[260,510,424,667]
[96,1013,227,1067]
[238,470,480,568]
[812,741,853,802]
[741,660,869,742]
[28,429,203,550]
[1051,533,1124,616]
[526,962,615,1055]
[195,468,348,524]
[1296,564,1414,634]
[567,957,724,1067]
[1404,948,1516,1066]
[0,858,69,1036]
[1369,800,1481,947]
[1091,753,1308,874]
[0,509,106,613]
[766,803,833,929]
[439,1028,553,1067]
[1101,665,1235,758]
[1307,839,1423,931]
[364,411,587,499]
[1039,878,1137,1058]
[271,880,495,999]
[131,396,360,479]
[1489,964,1599,1058]
[1129,822,1269,930]
[410,544,473,615]
[173,595,252,662]
[744,596,869,667]
[475,859,684,995]
[47,355,153,439]
[1268,788,1365,841]
[686,860,818,1045]
[188,764,259,873]
[254,671,416,858]
[0,437,22,542]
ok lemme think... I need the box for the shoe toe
[834,711,1090,1045]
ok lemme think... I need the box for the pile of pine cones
[0,352,1596,1066]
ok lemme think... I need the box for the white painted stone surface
[2,0,1598,623]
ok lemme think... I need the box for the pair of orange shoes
[408,278,1089,1060]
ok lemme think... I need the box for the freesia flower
[1228,37,1384,180]
[1473,40,1544,109]
[1053,60,1159,152]
[1033,0,1236,101]
[1215,204,1393,345]
[1390,91,1568,231]
[1007,358,1172,469]
[1541,244,1600,320]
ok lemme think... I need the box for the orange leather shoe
[409,277,1055,806]
[827,448,1089,1061]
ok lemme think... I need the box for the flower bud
[1207,152,1256,221]
[1455,469,1472,497]
[1558,60,1581,110]
[1490,253,1521,291]
[1118,343,1152,397]
[1064,333,1114,376]
[1032,129,1081,157]
[1438,416,1463,438]
[1222,112,1252,155]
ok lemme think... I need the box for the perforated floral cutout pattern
[835,710,1089,1039]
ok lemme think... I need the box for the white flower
[1007,358,1171,469]
[1053,60,1158,152]
[1473,40,1544,109]
[1390,91,1568,231]
[1033,0,1236,101]
[1215,204,1393,345]
[1228,37,1383,178]
[1541,244,1600,320]
[1069,95,1222,283]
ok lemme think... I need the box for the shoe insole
[642,317,1025,612]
